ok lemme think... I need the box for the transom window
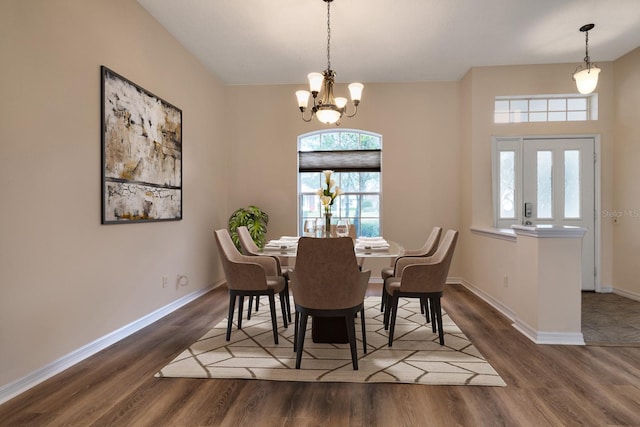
[494,94,597,123]
[298,130,382,237]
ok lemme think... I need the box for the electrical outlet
[176,274,189,289]
[162,275,168,288]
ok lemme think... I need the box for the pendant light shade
[573,67,601,95]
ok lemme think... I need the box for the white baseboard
[613,287,640,302]
[512,318,585,345]
[457,279,516,322]
[0,283,220,405]
[459,279,584,345]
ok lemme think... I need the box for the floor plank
[1,284,639,426]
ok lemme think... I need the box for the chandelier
[296,0,363,125]
[572,23,600,95]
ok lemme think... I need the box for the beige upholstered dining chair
[329,222,365,269]
[380,226,442,313]
[214,229,288,345]
[237,226,292,322]
[383,229,458,347]
[290,237,371,370]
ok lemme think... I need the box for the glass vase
[324,212,332,238]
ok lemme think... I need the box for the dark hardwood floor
[1,284,639,426]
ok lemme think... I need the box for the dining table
[261,236,403,257]
[259,236,404,344]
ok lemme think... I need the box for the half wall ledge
[512,225,587,345]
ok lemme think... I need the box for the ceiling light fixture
[572,23,600,95]
[296,0,363,125]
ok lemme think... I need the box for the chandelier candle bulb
[296,90,311,109]
[348,82,363,103]
[296,0,363,125]
[308,72,324,94]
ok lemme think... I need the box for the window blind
[298,149,381,173]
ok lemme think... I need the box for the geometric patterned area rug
[156,297,506,387]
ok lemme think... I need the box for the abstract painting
[101,66,182,224]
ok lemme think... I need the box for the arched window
[298,129,382,237]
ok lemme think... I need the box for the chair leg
[380,291,386,312]
[388,293,399,347]
[237,296,244,330]
[268,293,279,345]
[434,297,444,345]
[430,297,437,333]
[420,296,430,323]
[226,294,236,341]
[424,297,431,323]
[247,295,254,320]
[279,291,288,328]
[255,296,260,312]
[284,279,292,322]
[383,289,392,330]
[293,310,299,352]
[295,312,309,369]
[360,307,367,354]
[345,313,359,370]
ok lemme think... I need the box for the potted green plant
[227,205,269,250]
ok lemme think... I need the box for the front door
[522,137,596,290]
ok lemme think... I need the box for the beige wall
[3,0,639,396]
[223,82,463,275]
[459,62,616,309]
[613,46,640,296]
[0,0,227,386]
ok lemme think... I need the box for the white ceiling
[136,0,640,86]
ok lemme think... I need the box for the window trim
[297,129,383,237]
[494,94,598,124]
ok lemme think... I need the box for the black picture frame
[101,66,182,224]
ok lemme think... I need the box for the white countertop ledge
[511,224,587,238]
[470,226,517,242]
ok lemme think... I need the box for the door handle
[524,202,533,218]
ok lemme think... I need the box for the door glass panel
[537,151,553,218]
[564,150,581,218]
[499,151,515,218]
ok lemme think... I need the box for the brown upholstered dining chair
[214,229,288,345]
[383,229,458,347]
[380,226,442,313]
[330,222,364,269]
[237,226,292,322]
[290,237,371,370]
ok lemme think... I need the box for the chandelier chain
[326,0,331,70]
[296,0,362,124]
[584,30,590,65]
